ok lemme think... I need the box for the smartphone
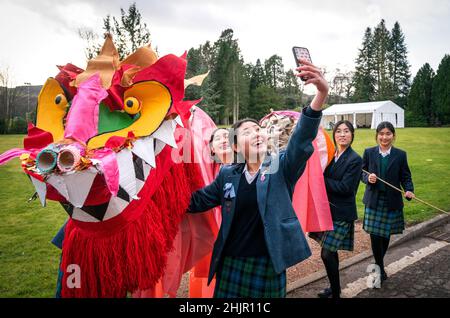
[292,46,312,81]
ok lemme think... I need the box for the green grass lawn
[0,128,449,297]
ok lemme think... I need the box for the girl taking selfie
[187,59,329,298]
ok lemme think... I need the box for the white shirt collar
[379,146,392,157]
[242,163,262,184]
[334,148,348,162]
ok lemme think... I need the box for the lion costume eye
[55,93,68,107]
[87,81,171,150]
[124,97,141,115]
[36,78,70,141]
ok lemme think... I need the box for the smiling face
[233,121,268,164]
[334,123,353,149]
[377,127,395,148]
[210,128,232,163]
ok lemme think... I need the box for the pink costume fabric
[133,106,219,298]
[64,74,108,143]
[261,110,333,233]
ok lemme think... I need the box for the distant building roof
[323,100,403,115]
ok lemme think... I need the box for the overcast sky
[1,0,449,92]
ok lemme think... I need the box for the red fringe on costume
[61,151,204,298]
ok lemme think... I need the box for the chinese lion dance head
[0,35,211,297]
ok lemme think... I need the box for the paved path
[288,222,450,298]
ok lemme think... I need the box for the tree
[388,22,411,107]
[328,68,353,105]
[373,19,392,100]
[185,30,305,123]
[8,116,27,134]
[117,3,150,53]
[184,45,221,120]
[246,59,265,117]
[210,29,245,124]
[352,27,376,102]
[185,47,204,101]
[80,2,151,60]
[264,55,284,89]
[406,63,434,126]
[249,59,266,90]
[78,28,101,60]
[352,20,411,105]
[432,55,450,125]
[0,67,21,134]
[281,69,302,109]
[201,41,215,70]
[251,85,283,120]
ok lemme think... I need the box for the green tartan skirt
[309,220,354,252]
[214,255,286,298]
[363,191,405,238]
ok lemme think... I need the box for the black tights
[321,248,340,298]
[370,234,391,274]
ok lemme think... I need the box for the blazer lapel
[372,147,381,176]
[221,165,243,240]
[332,147,351,172]
[386,147,398,172]
[256,155,273,218]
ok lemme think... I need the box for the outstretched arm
[282,59,329,186]
[187,171,222,213]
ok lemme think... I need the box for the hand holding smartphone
[292,47,312,81]
[292,46,329,111]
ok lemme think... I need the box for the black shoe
[317,288,333,298]
[381,271,388,282]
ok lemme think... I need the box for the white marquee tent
[321,100,405,129]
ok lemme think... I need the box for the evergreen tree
[210,29,246,124]
[198,78,222,121]
[432,55,450,125]
[118,3,151,53]
[406,63,434,126]
[185,45,221,120]
[264,55,284,89]
[185,32,307,123]
[373,19,391,100]
[282,69,302,109]
[249,59,266,90]
[352,27,376,102]
[388,22,411,107]
[201,41,215,70]
[80,2,151,60]
[251,85,284,120]
[185,47,203,101]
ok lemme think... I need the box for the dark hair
[332,120,355,146]
[376,121,396,141]
[228,118,260,147]
[209,128,229,155]
[228,118,260,163]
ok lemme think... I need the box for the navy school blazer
[361,146,414,211]
[188,107,321,284]
[324,146,363,222]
